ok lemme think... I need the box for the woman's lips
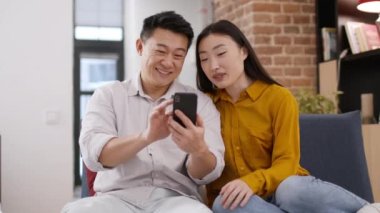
[212,73,225,81]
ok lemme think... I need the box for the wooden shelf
[342,49,380,62]
[362,124,380,202]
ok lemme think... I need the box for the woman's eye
[217,51,226,56]
[200,58,208,62]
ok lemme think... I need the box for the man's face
[137,28,189,91]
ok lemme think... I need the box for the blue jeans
[212,176,368,213]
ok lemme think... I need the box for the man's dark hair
[140,11,194,49]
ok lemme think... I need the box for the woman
[195,20,378,213]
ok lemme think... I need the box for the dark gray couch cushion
[299,111,373,202]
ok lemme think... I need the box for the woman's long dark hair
[196,20,280,94]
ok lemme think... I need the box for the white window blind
[75,0,123,27]
[75,0,123,40]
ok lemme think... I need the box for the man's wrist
[139,131,151,145]
[190,144,210,158]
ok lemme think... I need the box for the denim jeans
[212,175,368,213]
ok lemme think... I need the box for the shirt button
[236,146,240,151]
[240,167,245,171]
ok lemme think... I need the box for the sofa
[81,111,374,203]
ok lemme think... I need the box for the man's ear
[136,38,143,56]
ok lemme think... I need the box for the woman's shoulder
[250,81,292,99]
[266,83,293,97]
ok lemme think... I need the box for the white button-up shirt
[79,74,225,206]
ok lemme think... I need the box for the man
[62,11,225,213]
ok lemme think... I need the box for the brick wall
[212,0,316,92]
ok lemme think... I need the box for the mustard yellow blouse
[207,80,309,203]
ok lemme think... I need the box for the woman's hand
[220,179,253,210]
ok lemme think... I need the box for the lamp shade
[357,0,380,13]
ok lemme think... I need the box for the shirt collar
[213,80,270,103]
[127,72,181,100]
[245,80,269,101]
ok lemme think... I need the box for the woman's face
[198,34,247,90]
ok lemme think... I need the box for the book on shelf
[356,23,380,52]
[345,21,363,54]
[345,21,380,54]
[321,27,337,61]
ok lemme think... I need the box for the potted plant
[295,89,340,114]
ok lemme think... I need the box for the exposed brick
[276,78,292,88]
[285,46,304,54]
[274,56,292,65]
[273,15,291,24]
[274,36,292,45]
[253,14,272,23]
[241,15,254,26]
[258,56,272,66]
[238,0,250,4]
[302,5,315,13]
[292,78,313,87]
[244,4,254,14]
[254,36,272,44]
[252,3,281,13]
[283,4,301,13]
[294,36,312,45]
[212,0,316,91]
[294,56,312,65]
[267,67,283,76]
[303,67,317,77]
[302,26,315,34]
[284,26,300,34]
[305,47,316,54]
[255,46,283,55]
[253,25,282,34]
[293,15,310,24]
[285,68,301,76]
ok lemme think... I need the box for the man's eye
[174,54,185,59]
[156,50,166,54]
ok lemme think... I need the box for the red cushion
[85,165,97,196]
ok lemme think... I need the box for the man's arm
[168,110,219,179]
[98,99,173,168]
[80,85,173,170]
[98,134,149,168]
[186,144,217,179]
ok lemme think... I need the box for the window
[74,0,124,186]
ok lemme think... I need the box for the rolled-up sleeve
[187,94,225,185]
[79,86,118,172]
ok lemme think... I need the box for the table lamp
[357,0,380,33]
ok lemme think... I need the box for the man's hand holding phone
[168,93,209,155]
[172,93,197,127]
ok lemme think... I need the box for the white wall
[0,0,73,212]
[124,0,213,87]
[0,1,212,212]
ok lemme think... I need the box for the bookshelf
[317,0,380,202]
[316,0,380,122]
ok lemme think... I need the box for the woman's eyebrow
[199,43,226,54]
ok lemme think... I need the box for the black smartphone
[172,92,197,127]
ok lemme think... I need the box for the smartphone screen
[172,92,197,127]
